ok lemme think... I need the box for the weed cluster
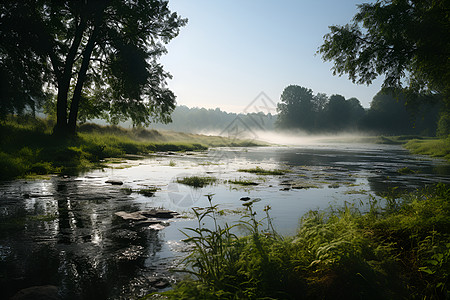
[176,176,217,188]
[238,166,287,176]
[151,184,450,299]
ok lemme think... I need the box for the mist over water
[198,128,374,147]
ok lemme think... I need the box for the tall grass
[152,184,450,299]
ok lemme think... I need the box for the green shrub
[28,161,53,175]
[0,152,26,180]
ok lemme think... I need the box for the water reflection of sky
[0,144,449,298]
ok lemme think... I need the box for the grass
[405,137,450,162]
[0,116,263,180]
[147,183,450,299]
[176,176,218,188]
[237,166,287,176]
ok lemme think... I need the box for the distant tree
[347,97,366,127]
[312,93,328,113]
[320,95,364,131]
[360,89,440,135]
[276,85,315,131]
[318,0,450,135]
[0,0,186,135]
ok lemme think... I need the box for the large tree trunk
[67,26,99,134]
[53,17,88,137]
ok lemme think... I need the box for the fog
[197,128,374,146]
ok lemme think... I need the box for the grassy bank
[351,135,450,162]
[0,117,262,180]
[150,184,450,299]
[405,137,450,162]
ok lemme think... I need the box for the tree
[276,85,315,131]
[319,95,365,131]
[0,0,187,135]
[318,0,449,105]
[360,89,440,135]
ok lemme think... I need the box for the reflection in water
[0,177,173,299]
[0,144,449,298]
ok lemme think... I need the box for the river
[1,143,449,299]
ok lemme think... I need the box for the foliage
[276,85,316,131]
[176,176,217,188]
[360,89,441,135]
[156,184,450,299]
[0,0,187,134]
[275,84,441,135]
[318,0,449,99]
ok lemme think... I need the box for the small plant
[176,176,217,188]
[137,187,158,197]
[169,160,176,167]
[397,166,417,174]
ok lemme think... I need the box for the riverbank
[405,137,450,162]
[0,117,262,180]
[149,183,450,299]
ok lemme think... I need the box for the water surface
[1,143,449,299]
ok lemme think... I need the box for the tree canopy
[275,84,439,135]
[0,0,186,135]
[318,0,449,101]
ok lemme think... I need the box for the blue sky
[161,0,382,113]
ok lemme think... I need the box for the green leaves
[319,0,450,99]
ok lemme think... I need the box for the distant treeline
[149,86,440,136]
[148,105,277,133]
[276,85,441,136]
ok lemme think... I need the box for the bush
[0,152,26,180]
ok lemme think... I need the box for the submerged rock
[115,211,147,221]
[11,285,59,300]
[115,209,179,228]
[106,180,123,185]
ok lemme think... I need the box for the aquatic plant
[137,187,159,197]
[176,176,217,188]
[237,166,287,176]
[227,178,259,186]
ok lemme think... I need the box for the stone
[11,285,59,300]
[115,211,147,221]
[106,180,123,185]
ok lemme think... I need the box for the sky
[161,0,382,113]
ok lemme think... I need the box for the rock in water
[11,285,59,300]
[106,180,123,185]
